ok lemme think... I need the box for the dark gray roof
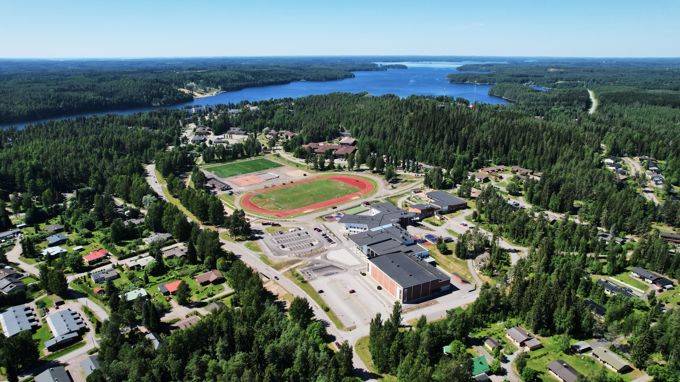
[0,305,38,337]
[91,268,119,283]
[0,278,26,295]
[597,279,635,298]
[585,299,606,316]
[548,360,582,382]
[426,191,467,209]
[507,326,532,343]
[349,225,414,248]
[44,224,65,233]
[35,366,72,382]
[46,233,68,245]
[45,331,80,350]
[369,252,449,289]
[660,232,680,241]
[631,267,659,281]
[0,229,20,240]
[80,355,99,376]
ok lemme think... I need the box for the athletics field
[241,175,375,217]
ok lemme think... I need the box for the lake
[3,61,506,129]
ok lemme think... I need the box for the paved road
[145,163,167,201]
[6,240,40,276]
[623,157,659,205]
[588,89,599,114]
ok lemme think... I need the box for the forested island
[0,57,384,124]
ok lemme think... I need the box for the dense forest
[0,57,384,124]
[216,92,678,233]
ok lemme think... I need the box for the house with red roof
[83,249,108,265]
[158,280,184,295]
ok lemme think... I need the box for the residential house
[195,269,224,285]
[660,232,680,245]
[597,279,635,298]
[143,232,172,245]
[83,248,108,266]
[41,246,67,258]
[0,305,40,337]
[506,326,542,350]
[0,229,20,243]
[162,244,187,259]
[44,224,65,233]
[592,347,632,373]
[472,356,490,378]
[585,299,607,319]
[571,341,592,353]
[46,309,86,337]
[80,355,100,377]
[479,166,505,175]
[484,338,500,352]
[46,233,68,246]
[120,255,154,270]
[548,360,582,382]
[123,288,149,302]
[158,280,184,295]
[469,172,491,183]
[631,267,674,290]
[35,366,72,382]
[0,277,25,295]
[90,268,119,284]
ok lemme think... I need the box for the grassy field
[611,270,649,292]
[524,336,641,382]
[204,158,282,178]
[343,205,369,215]
[249,178,359,211]
[244,241,263,253]
[428,244,474,282]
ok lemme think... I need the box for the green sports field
[249,179,358,211]
[204,158,282,178]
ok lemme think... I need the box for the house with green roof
[472,355,490,377]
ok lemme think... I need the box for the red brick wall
[369,263,400,300]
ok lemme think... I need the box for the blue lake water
[3,61,507,129]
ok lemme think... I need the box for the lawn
[611,271,649,292]
[343,205,369,215]
[249,178,359,211]
[428,245,474,283]
[204,158,282,178]
[244,241,263,253]
[524,335,639,382]
[659,288,680,307]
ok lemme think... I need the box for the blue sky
[1,0,679,58]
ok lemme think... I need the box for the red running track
[240,175,375,218]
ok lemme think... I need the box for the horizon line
[2,54,680,61]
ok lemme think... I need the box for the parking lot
[309,270,394,330]
[264,227,327,257]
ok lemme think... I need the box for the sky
[1,0,679,58]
